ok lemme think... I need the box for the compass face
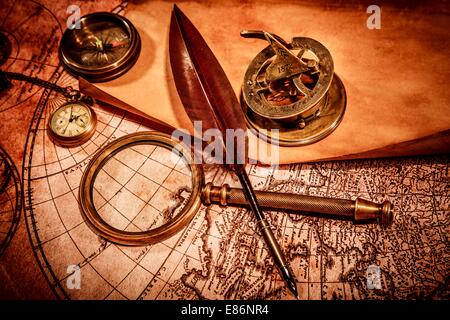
[48,102,97,147]
[75,22,131,67]
[60,12,141,82]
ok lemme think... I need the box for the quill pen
[169,5,298,298]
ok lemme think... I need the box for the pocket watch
[59,12,141,82]
[47,92,97,147]
[0,71,97,147]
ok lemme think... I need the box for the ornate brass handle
[202,183,393,226]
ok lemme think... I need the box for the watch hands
[63,106,73,134]
[61,108,88,134]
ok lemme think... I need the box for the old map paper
[93,1,450,164]
[0,1,448,299]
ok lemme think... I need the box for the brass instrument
[60,12,141,82]
[241,31,346,146]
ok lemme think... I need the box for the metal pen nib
[235,165,299,299]
[280,266,299,299]
[257,217,299,299]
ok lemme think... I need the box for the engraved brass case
[241,31,346,146]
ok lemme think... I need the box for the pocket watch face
[60,12,141,82]
[48,102,97,147]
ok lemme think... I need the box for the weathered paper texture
[89,1,450,164]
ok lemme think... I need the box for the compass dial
[48,101,97,147]
[60,12,141,82]
[76,24,130,67]
[241,32,346,146]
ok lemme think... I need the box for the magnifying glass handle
[202,183,393,226]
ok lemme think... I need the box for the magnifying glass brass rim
[79,131,203,246]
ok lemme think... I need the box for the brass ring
[219,184,229,206]
[79,131,203,246]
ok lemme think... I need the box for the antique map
[0,1,448,300]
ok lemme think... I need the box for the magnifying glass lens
[92,144,193,232]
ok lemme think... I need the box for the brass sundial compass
[241,31,346,146]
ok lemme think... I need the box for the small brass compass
[241,31,346,146]
[60,12,141,82]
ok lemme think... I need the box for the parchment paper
[86,1,450,164]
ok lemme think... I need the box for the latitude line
[91,186,143,232]
[125,150,190,231]
[96,143,162,231]
[92,150,176,213]
[320,162,334,299]
[280,163,297,299]
[9,6,41,34]
[151,154,195,300]
[198,168,240,299]
[0,0,16,28]
[41,93,122,298]
[137,167,224,300]
[41,141,117,295]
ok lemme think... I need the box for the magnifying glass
[79,131,203,246]
[79,131,393,246]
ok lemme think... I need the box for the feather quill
[169,5,247,163]
[168,5,299,298]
